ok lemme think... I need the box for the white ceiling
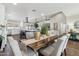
[2,3,79,21]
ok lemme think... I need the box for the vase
[34,32,40,40]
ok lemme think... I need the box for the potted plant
[0,35,4,49]
[41,25,48,36]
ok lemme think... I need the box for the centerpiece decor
[41,25,48,36]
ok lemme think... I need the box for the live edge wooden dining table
[20,34,58,51]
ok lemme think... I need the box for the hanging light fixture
[25,17,28,23]
[32,9,36,12]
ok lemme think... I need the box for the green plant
[34,22,38,28]
[0,35,4,48]
[41,25,48,36]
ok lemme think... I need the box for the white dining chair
[39,39,65,56]
[59,34,70,55]
[7,36,22,56]
[51,39,65,56]
[6,36,38,56]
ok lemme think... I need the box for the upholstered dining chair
[5,36,22,56]
[6,36,38,56]
[39,39,65,56]
[59,34,70,55]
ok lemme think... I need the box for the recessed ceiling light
[13,3,17,5]
[41,13,45,16]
